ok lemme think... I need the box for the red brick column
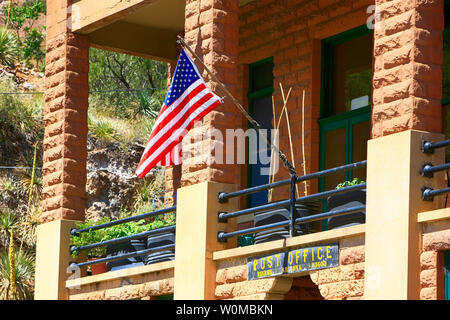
[41,0,89,222]
[181,0,240,186]
[372,0,444,138]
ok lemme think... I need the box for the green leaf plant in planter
[70,212,177,273]
[327,178,366,230]
[70,218,110,275]
[101,219,148,272]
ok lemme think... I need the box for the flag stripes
[136,49,222,178]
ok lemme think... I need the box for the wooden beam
[71,0,153,34]
[89,21,178,63]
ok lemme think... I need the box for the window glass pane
[333,33,373,114]
[324,127,346,190]
[248,59,273,208]
[443,38,450,101]
[249,95,273,207]
[250,61,274,92]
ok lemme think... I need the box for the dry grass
[88,106,156,145]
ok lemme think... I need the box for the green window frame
[320,25,374,119]
[319,26,373,228]
[318,107,371,188]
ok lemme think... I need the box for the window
[321,29,373,116]
[319,26,373,225]
[247,58,274,208]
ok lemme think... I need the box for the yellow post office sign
[247,243,339,280]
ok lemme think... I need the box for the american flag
[136,49,222,178]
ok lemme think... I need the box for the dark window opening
[247,58,274,209]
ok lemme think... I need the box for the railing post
[35,219,77,300]
[289,174,297,238]
[173,181,238,300]
[365,130,445,300]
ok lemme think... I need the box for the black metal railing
[421,139,450,201]
[69,205,176,269]
[217,161,367,242]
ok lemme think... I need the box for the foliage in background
[89,48,168,119]
[88,107,157,145]
[0,206,36,300]
[0,78,43,167]
[2,0,46,69]
[70,217,110,258]
[0,26,19,67]
[70,213,175,259]
[132,170,166,214]
[0,207,37,253]
[0,249,35,300]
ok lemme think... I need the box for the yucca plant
[16,170,42,203]
[135,90,160,118]
[0,26,19,67]
[0,207,36,254]
[8,228,15,300]
[0,208,17,240]
[0,177,17,194]
[89,120,118,142]
[0,249,35,300]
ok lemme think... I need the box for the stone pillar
[35,219,76,300]
[365,130,445,299]
[42,0,89,222]
[174,181,238,300]
[181,0,240,187]
[372,0,444,138]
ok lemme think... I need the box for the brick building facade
[35,0,450,300]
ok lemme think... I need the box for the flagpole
[176,36,297,177]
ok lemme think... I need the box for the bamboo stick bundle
[268,84,298,201]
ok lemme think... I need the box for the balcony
[34,130,450,300]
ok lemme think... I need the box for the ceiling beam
[89,21,179,63]
[71,0,154,34]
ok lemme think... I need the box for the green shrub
[89,120,117,142]
[89,47,167,119]
[3,0,46,68]
[70,214,176,259]
[70,218,111,259]
[21,26,44,67]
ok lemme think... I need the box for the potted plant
[70,218,110,275]
[253,86,322,244]
[327,178,366,230]
[145,213,176,265]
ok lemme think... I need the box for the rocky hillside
[0,64,164,253]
